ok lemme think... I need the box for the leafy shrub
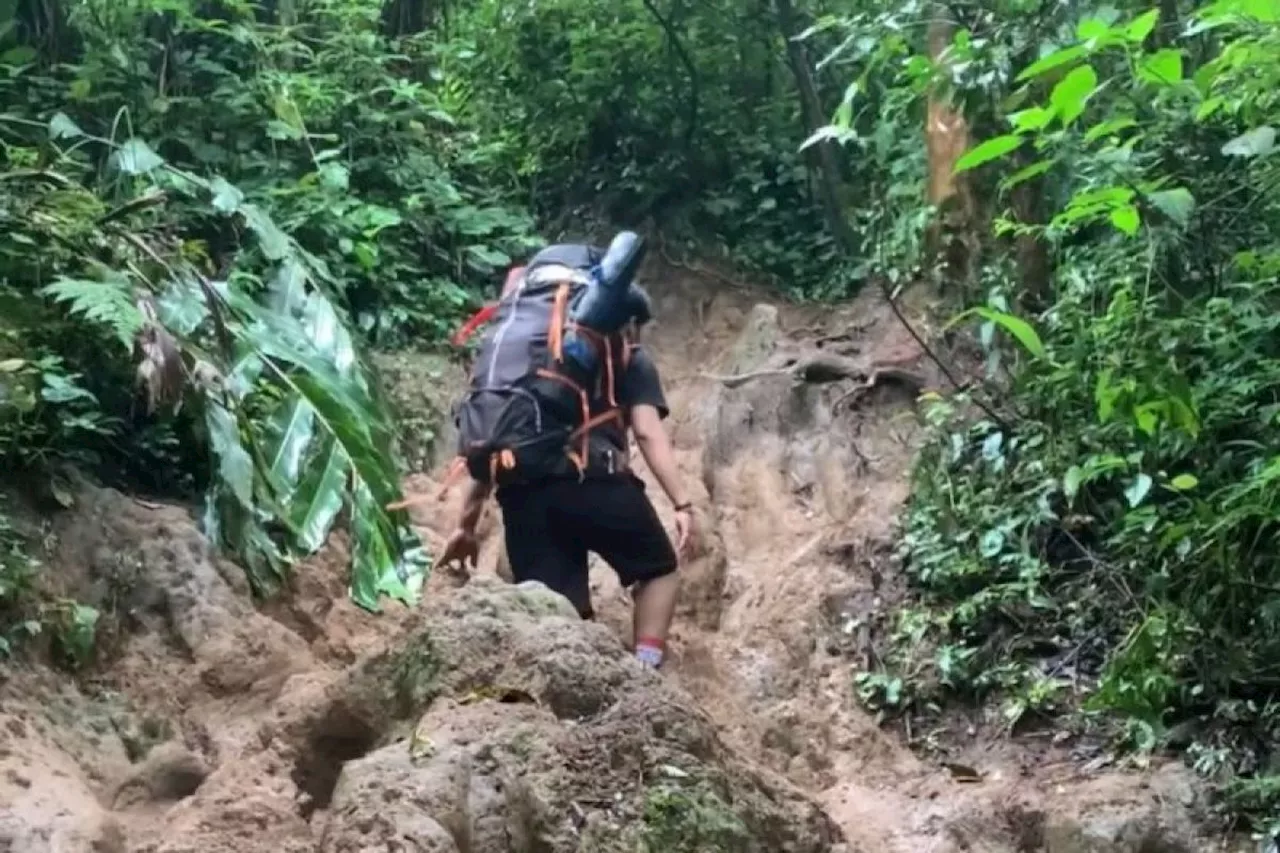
[843,0,1280,831]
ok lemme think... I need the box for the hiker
[438,236,695,669]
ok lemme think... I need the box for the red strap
[450,265,526,347]
[451,302,497,347]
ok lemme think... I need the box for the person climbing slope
[437,234,696,669]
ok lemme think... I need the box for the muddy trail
[0,258,1232,852]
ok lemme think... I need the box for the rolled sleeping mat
[597,231,647,292]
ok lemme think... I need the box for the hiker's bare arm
[458,479,492,532]
[630,404,688,508]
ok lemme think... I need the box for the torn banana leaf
[199,269,427,609]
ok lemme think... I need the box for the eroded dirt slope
[0,255,1242,852]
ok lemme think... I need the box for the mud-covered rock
[50,483,313,698]
[0,726,126,853]
[302,578,841,852]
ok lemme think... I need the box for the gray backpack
[451,246,633,487]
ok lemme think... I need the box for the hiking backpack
[450,245,635,488]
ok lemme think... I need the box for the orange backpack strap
[549,282,570,361]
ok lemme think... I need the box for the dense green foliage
[820,0,1280,833]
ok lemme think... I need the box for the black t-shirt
[590,344,668,457]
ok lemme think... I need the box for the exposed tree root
[703,351,927,398]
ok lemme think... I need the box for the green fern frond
[40,277,144,350]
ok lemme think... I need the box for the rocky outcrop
[305,580,841,852]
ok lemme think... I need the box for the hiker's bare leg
[633,570,680,648]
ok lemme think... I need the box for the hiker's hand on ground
[439,528,479,571]
[675,508,696,560]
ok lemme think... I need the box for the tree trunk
[924,3,979,287]
[774,0,856,253]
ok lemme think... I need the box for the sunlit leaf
[1170,474,1199,491]
[1011,107,1054,132]
[1138,49,1184,85]
[1000,159,1054,192]
[1126,9,1160,41]
[290,437,349,552]
[240,204,291,260]
[1016,45,1088,82]
[954,134,1024,174]
[1149,188,1195,226]
[1222,126,1276,158]
[209,177,244,214]
[265,398,315,496]
[1084,116,1138,143]
[111,139,165,175]
[1050,64,1098,126]
[1076,17,1112,42]
[946,307,1045,359]
[48,112,85,140]
[1125,473,1153,507]
[1110,204,1141,235]
[206,404,254,507]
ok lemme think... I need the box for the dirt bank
[0,256,1242,852]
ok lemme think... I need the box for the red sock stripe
[635,636,665,650]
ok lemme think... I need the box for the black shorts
[496,473,678,619]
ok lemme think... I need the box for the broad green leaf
[1084,116,1138,143]
[1000,159,1053,191]
[265,398,315,494]
[1196,96,1224,122]
[290,437,349,552]
[350,478,404,611]
[209,177,244,214]
[1051,65,1098,126]
[1011,107,1055,132]
[1126,9,1160,41]
[466,244,511,270]
[1125,473,1153,508]
[1242,0,1279,21]
[111,139,165,175]
[269,258,309,318]
[1,46,36,65]
[156,276,209,336]
[207,404,255,507]
[947,307,1045,359]
[1076,17,1112,42]
[1149,188,1195,226]
[1064,465,1085,502]
[1170,474,1199,491]
[48,112,85,140]
[1016,45,1089,82]
[954,134,1023,174]
[1138,49,1183,85]
[41,372,96,404]
[318,162,349,191]
[1110,204,1141,235]
[1222,126,1276,158]
[240,204,291,260]
[302,291,356,375]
